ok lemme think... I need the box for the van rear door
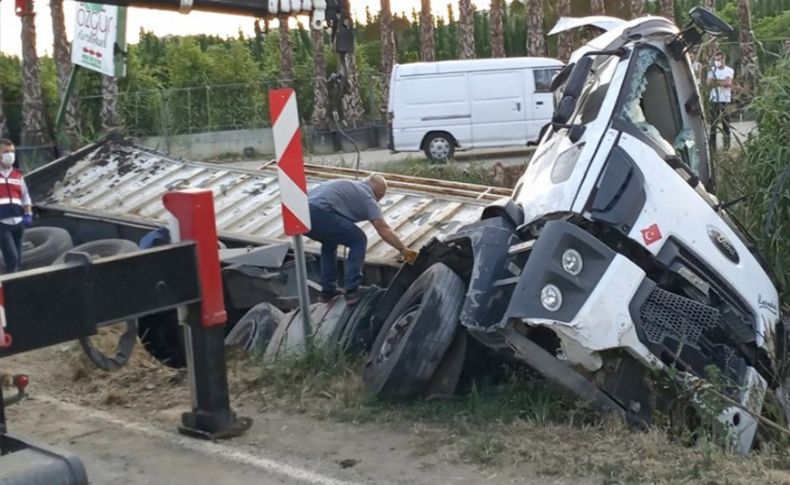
[469,70,527,148]
[526,67,561,141]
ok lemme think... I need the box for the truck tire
[225,303,283,354]
[363,263,465,400]
[0,227,73,270]
[423,132,456,162]
[54,238,139,264]
[57,238,140,371]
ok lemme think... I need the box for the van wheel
[423,133,455,162]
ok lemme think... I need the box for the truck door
[527,67,560,141]
[469,70,527,148]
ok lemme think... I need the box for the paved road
[230,120,755,173]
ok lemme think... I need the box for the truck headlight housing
[540,284,563,312]
[561,249,583,276]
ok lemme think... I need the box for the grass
[227,346,790,483]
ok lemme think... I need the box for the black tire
[424,329,468,399]
[363,263,466,400]
[59,238,140,371]
[334,286,385,355]
[54,238,139,264]
[0,226,73,270]
[423,132,456,162]
[225,303,283,354]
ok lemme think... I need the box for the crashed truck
[361,8,789,455]
[16,9,788,455]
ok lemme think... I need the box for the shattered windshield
[570,56,619,126]
[616,47,703,173]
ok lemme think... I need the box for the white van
[387,57,564,161]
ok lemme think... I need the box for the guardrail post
[163,189,252,439]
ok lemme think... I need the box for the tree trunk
[591,0,605,15]
[380,0,396,110]
[526,0,546,57]
[278,15,294,86]
[737,0,759,98]
[101,75,121,132]
[50,0,81,147]
[311,29,329,130]
[341,53,365,127]
[702,0,719,66]
[420,0,435,62]
[19,1,51,147]
[490,0,505,58]
[659,0,675,22]
[0,84,8,138]
[629,0,645,18]
[557,0,573,61]
[457,0,475,60]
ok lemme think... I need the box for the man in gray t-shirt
[306,175,417,305]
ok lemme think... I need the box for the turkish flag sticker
[641,223,663,246]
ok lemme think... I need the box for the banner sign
[71,2,127,77]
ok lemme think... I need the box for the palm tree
[526,0,546,57]
[629,0,645,18]
[278,15,294,86]
[659,0,675,23]
[311,29,329,130]
[737,0,759,98]
[0,85,8,138]
[19,0,51,147]
[340,0,364,126]
[50,0,81,147]
[557,0,573,61]
[100,75,121,131]
[591,0,605,15]
[490,0,505,58]
[420,0,436,62]
[380,0,396,108]
[458,0,475,60]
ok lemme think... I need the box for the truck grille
[639,287,719,347]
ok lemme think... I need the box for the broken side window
[616,46,706,179]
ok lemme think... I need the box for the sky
[0,0,494,56]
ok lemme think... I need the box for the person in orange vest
[0,139,33,273]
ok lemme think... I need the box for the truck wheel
[423,133,456,162]
[58,238,140,371]
[225,303,283,354]
[1,226,74,270]
[54,238,139,264]
[363,263,465,400]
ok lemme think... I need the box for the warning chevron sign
[269,88,311,236]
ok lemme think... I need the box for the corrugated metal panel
[36,141,513,266]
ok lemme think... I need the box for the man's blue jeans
[306,205,367,295]
[0,223,23,273]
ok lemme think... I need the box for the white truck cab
[387,57,564,161]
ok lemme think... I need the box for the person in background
[306,174,418,305]
[706,51,735,151]
[0,139,33,273]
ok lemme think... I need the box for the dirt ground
[3,335,790,485]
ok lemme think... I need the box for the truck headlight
[561,249,583,276]
[540,284,563,312]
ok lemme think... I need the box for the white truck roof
[393,57,564,78]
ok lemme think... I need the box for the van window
[533,68,559,93]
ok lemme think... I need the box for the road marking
[36,395,360,485]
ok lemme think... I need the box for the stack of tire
[224,286,385,361]
[0,227,73,271]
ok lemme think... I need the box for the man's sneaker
[319,290,339,304]
[344,289,361,306]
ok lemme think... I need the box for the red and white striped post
[269,88,313,346]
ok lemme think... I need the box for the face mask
[716,61,724,68]
[0,152,14,167]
